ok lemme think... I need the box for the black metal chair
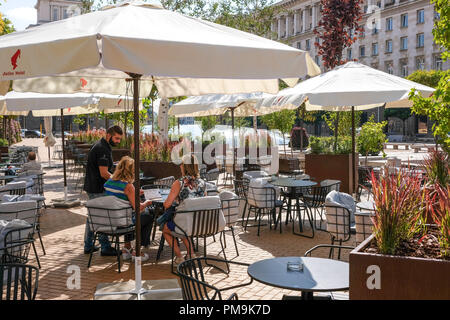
[245,185,283,236]
[202,168,220,185]
[170,205,226,274]
[324,205,356,260]
[0,201,41,268]
[357,166,375,201]
[176,257,253,300]
[153,176,175,188]
[0,263,39,300]
[220,196,240,257]
[354,211,374,245]
[233,179,249,226]
[1,227,35,264]
[85,199,135,273]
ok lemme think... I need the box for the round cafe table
[356,200,376,212]
[271,178,317,238]
[248,256,349,300]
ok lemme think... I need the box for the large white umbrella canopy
[169,92,273,118]
[255,62,435,111]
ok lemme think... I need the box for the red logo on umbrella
[80,78,88,88]
[11,49,21,70]
[117,98,123,106]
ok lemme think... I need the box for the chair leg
[36,226,46,256]
[156,234,165,261]
[230,227,239,257]
[116,235,121,273]
[218,232,230,273]
[87,233,98,268]
[31,241,41,269]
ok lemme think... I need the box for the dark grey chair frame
[0,263,39,300]
[245,186,282,236]
[220,198,240,257]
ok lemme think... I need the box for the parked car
[53,131,73,138]
[24,130,45,138]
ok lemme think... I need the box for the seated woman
[104,156,154,261]
[161,154,206,265]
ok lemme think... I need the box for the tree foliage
[323,111,362,136]
[409,0,450,152]
[407,70,445,89]
[0,0,15,36]
[314,0,364,70]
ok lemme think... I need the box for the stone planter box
[140,161,182,179]
[305,153,358,194]
[349,234,450,300]
[112,148,131,162]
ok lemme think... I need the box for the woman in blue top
[104,156,153,261]
[161,154,206,265]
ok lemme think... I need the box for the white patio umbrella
[0,0,320,299]
[255,61,435,192]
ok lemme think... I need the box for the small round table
[248,256,349,300]
[356,201,376,212]
[271,178,317,238]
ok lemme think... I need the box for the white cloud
[5,7,37,31]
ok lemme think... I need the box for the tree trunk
[334,112,340,153]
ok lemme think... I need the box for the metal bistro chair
[153,176,175,188]
[316,180,342,229]
[0,263,39,300]
[0,181,27,196]
[170,197,226,274]
[0,201,41,268]
[354,211,374,246]
[1,225,35,265]
[324,205,356,260]
[177,257,253,300]
[85,196,135,273]
[245,185,283,236]
[201,168,220,186]
[219,191,240,257]
[233,179,249,227]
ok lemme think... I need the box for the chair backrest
[325,204,352,242]
[355,211,374,245]
[0,264,39,300]
[203,168,220,182]
[0,201,38,226]
[174,196,224,237]
[154,176,175,187]
[302,185,329,208]
[233,179,249,199]
[0,226,34,264]
[320,179,341,192]
[243,171,268,181]
[219,191,240,226]
[85,196,133,233]
[247,179,277,209]
[177,258,224,300]
[1,181,27,196]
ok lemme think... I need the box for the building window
[297,42,301,49]
[347,48,352,60]
[372,21,378,35]
[386,62,394,75]
[62,7,69,19]
[401,13,408,28]
[400,61,408,77]
[364,5,368,13]
[372,43,378,56]
[417,9,425,24]
[416,33,424,48]
[386,40,393,53]
[52,6,59,21]
[315,55,320,66]
[434,55,443,70]
[309,8,312,16]
[400,36,408,50]
[416,57,425,70]
[377,1,381,8]
[386,17,393,31]
[359,45,366,57]
[306,39,310,50]
[359,26,365,38]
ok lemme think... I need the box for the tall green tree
[261,109,295,155]
[409,0,450,152]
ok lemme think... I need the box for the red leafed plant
[428,184,450,258]
[370,167,426,255]
[314,0,364,69]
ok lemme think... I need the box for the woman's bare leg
[162,224,182,258]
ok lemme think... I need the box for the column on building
[278,17,282,39]
[302,8,307,33]
[285,15,290,37]
[294,11,298,35]
[312,5,317,28]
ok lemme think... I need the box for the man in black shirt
[83,125,123,256]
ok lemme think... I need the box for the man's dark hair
[106,125,123,136]
[28,151,36,161]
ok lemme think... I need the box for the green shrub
[357,115,387,156]
[309,136,352,154]
[0,138,8,147]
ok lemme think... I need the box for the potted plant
[349,167,450,300]
[357,115,387,163]
[305,136,357,193]
[0,137,9,155]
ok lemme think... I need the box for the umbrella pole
[61,109,67,201]
[351,106,356,196]
[231,108,235,178]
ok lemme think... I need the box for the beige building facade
[272,0,448,76]
[34,0,82,25]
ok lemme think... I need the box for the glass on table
[287,260,303,272]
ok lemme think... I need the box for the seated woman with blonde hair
[159,154,206,265]
[104,156,154,261]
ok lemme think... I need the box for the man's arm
[99,166,112,181]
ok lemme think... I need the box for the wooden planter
[0,146,8,154]
[349,234,450,300]
[279,157,300,173]
[112,148,131,162]
[305,153,358,194]
[140,161,182,179]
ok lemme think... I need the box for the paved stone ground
[11,138,428,300]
